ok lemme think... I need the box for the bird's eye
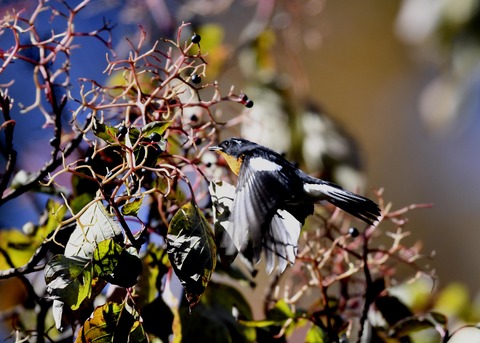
[223,141,230,147]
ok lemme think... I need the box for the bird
[209,137,381,274]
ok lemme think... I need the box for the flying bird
[210,138,381,273]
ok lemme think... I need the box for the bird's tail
[303,181,381,225]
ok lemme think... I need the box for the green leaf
[121,197,144,216]
[92,118,118,144]
[65,202,123,258]
[0,200,66,270]
[167,201,216,310]
[134,243,169,308]
[75,302,148,343]
[141,120,171,137]
[240,299,303,340]
[92,239,142,288]
[45,254,93,310]
[92,239,123,276]
[272,299,295,319]
[239,319,287,328]
[109,247,143,288]
[36,199,66,239]
[141,296,174,341]
[69,193,94,215]
[305,325,326,343]
[179,282,256,342]
[0,229,39,269]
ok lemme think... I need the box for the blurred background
[1,0,480,318]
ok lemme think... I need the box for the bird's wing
[222,156,285,265]
[264,210,302,274]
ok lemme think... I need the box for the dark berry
[245,100,254,108]
[49,137,59,147]
[194,137,202,145]
[191,74,201,84]
[190,114,198,122]
[348,227,360,238]
[117,125,127,137]
[148,132,161,142]
[191,33,201,44]
[241,93,249,102]
[206,162,212,168]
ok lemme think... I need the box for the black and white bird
[209,138,381,273]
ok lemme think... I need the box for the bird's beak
[209,145,222,152]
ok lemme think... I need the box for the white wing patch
[264,210,302,274]
[249,157,282,172]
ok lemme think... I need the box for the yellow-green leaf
[305,325,326,343]
[92,239,123,276]
[92,118,118,144]
[121,197,144,216]
[141,120,171,137]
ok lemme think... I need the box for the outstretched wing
[221,156,286,264]
[263,209,303,274]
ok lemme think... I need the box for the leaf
[36,199,67,240]
[92,118,118,144]
[141,296,174,341]
[65,202,123,258]
[209,181,237,265]
[44,254,93,311]
[240,299,302,339]
[271,299,295,319]
[0,199,66,270]
[121,197,144,216]
[434,282,470,317]
[109,247,143,288]
[167,201,216,310]
[134,243,170,308]
[305,325,326,343]
[239,319,287,328]
[76,302,148,343]
[92,239,123,276]
[92,239,142,288]
[69,193,94,215]
[0,229,39,269]
[52,300,65,331]
[141,120,171,137]
[179,282,256,342]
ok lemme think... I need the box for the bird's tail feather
[304,181,381,225]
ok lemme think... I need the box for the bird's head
[209,138,256,175]
[209,138,254,157]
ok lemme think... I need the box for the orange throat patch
[217,151,243,175]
